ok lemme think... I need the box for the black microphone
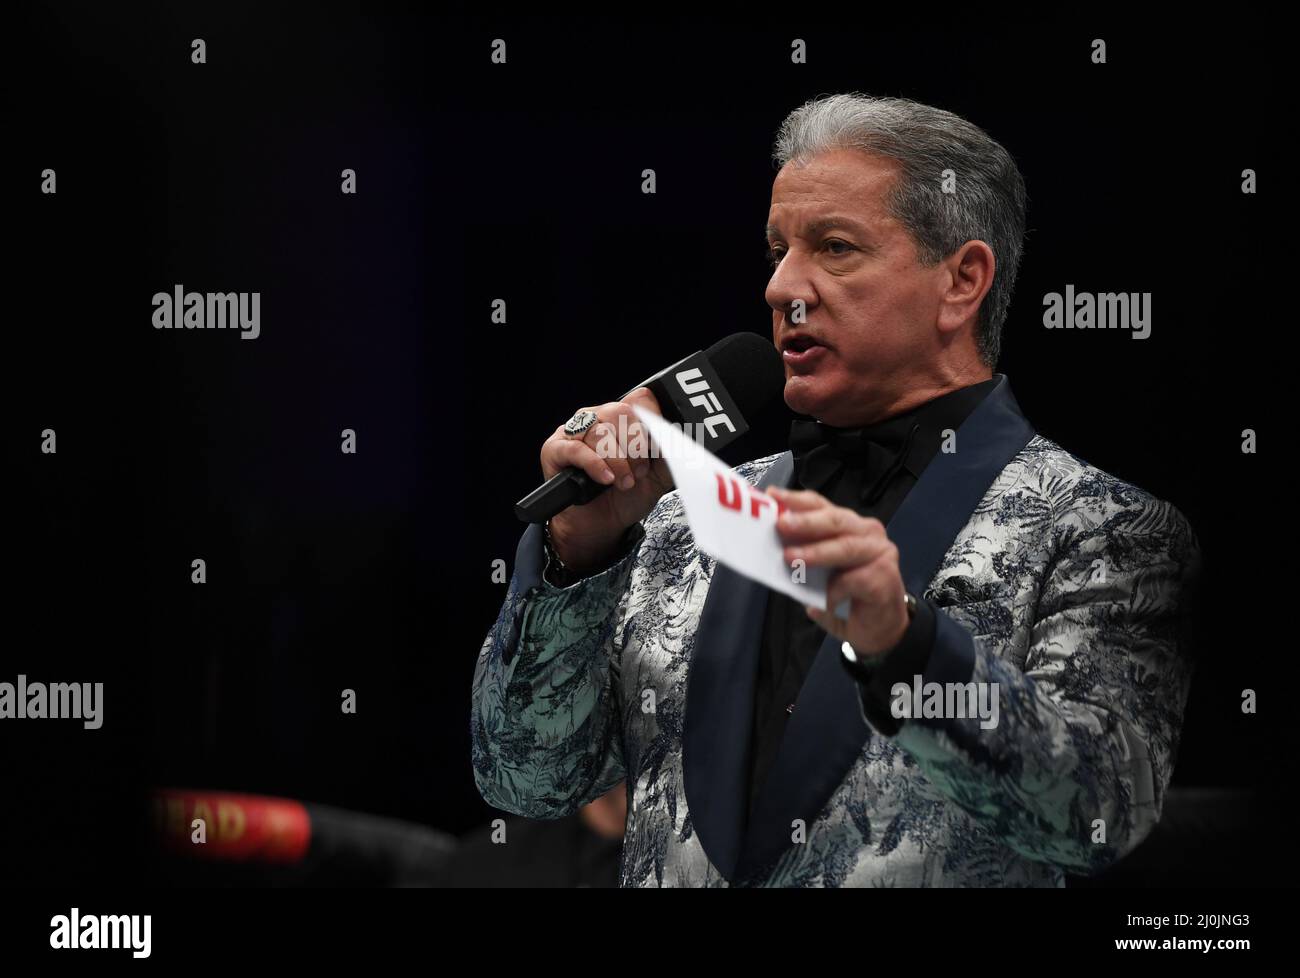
[514,332,786,523]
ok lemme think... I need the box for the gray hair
[773,93,1027,367]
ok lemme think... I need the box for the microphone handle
[514,465,607,523]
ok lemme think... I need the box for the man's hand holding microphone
[541,387,673,577]
[516,333,786,580]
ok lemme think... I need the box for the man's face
[765,148,944,425]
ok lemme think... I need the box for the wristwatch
[840,591,917,665]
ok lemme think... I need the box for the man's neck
[834,370,995,427]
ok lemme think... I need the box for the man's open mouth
[782,335,823,353]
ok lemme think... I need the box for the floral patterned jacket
[471,374,1201,886]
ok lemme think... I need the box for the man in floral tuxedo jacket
[471,94,1201,887]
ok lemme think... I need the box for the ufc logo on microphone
[675,368,736,438]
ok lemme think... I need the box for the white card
[631,405,850,616]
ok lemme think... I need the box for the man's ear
[937,241,996,335]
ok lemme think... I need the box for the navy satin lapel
[735,374,1035,880]
[890,373,1036,598]
[735,624,867,882]
[682,451,793,881]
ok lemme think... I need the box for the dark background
[8,5,1283,885]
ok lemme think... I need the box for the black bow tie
[788,419,920,507]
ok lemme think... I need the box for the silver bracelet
[541,520,580,586]
[542,520,566,567]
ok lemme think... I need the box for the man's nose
[765,250,817,318]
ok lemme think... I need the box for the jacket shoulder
[1018,435,1199,559]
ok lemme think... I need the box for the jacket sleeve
[867,494,1202,875]
[470,520,644,819]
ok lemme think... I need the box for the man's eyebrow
[764,217,870,240]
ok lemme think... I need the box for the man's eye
[766,241,852,266]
